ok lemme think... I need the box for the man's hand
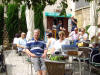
[42,50,47,58]
[41,53,47,58]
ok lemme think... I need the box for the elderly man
[24,29,47,75]
[69,28,79,41]
[17,32,27,56]
[69,28,79,46]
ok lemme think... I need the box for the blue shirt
[26,38,47,57]
[17,38,27,51]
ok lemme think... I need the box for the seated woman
[77,28,89,47]
[50,31,70,54]
[46,33,56,54]
[79,28,88,42]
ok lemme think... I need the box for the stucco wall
[75,7,90,28]
[75,6,100,29]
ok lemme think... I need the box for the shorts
[31,57,46,71]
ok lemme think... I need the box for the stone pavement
[3,50,37,75]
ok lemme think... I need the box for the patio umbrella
[25,5,34,41]
[88,0,98,42]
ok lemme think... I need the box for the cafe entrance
[45,12,72,38]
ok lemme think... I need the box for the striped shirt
[26,38,47,57]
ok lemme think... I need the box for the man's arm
[72,18,77,24]
[24,49,37,57]
[60,26,63,31]
[41,49,48,58]
[16,38,25,49]
[17,44,25,49]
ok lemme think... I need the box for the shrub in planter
[20,5,27,33]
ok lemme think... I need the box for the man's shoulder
[27,40,34,44]
[38,40,46,44]
[18,38,23,41]
[27,38,45,43]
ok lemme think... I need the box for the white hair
[21,32,26,35]
[34,29,40,33]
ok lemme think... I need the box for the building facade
[75,0,100,28]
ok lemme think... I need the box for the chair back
[90,49,99,62]
[61,45,78,56]
[61,45,78,53]
[78,47,92,58]
[92,53,100,63]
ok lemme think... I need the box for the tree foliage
[20,5,27,33]
[2,0,11,5]
[6,4,19,42]
[60,0,68,16]
[0,5,4,45]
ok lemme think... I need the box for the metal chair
[78,47,92,75]
[78,47,92,61]
[89,51,100,75]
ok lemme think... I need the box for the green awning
[45,12,72,18]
